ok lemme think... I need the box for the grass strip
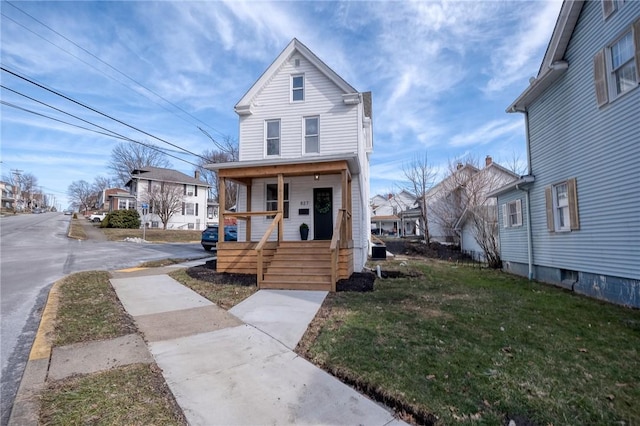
[300,260,640,425]
[168,269,257,310]
[67,218,87,240]
[54,271,135,346]
[40,363,186,426]
[101,228,202,242]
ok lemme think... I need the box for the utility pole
[11,169,22,211]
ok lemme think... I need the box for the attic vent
[294,58,300,67]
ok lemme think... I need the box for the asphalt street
[0,212,208,425]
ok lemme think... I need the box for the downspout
[521,110,534,280]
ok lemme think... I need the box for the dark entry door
[313,188,333,240]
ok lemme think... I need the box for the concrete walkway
[108,269,406,425]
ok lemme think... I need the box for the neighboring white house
[370,190,417,236]
[426,156,518,252]
[208,38,373,290]
[125,167,210,230]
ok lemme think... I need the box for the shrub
[102,210,141,229]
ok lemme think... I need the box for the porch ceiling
[206,153,359,184]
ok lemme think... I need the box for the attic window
[292,75,304,102]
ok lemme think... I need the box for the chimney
[456,162,464,170]
[194,170,200,180]
[485,155,492,167]
[388,193,393,200]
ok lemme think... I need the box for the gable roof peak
[235,38,358,115]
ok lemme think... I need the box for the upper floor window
[545,178,580,232]
[266,119,280,156]
[602,0,627,19]
[609,31,637,96]
[185,184,195,196]
[304,117,319,154]
[292,75,304,102]
[594,21,640,106]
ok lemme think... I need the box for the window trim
[501,199,522,228]
[545,178,580,233]
[291,74,304,102]
[595,19,640,106]
[303,116,319,154]
[265,119,281,157]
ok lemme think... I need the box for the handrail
[329,209,346,292]
[256,212,282,287]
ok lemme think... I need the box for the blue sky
[1,0,563,209]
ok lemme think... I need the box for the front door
[313,188,333,240]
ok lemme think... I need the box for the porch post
[246,184,252,241]
[219,177,226,242]
[277,173,284,242]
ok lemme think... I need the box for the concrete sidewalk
[109,270,405,425]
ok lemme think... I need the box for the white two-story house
[126,167,210,230]
[208,38,373,291]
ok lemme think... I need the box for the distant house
[125,167,210,230]
[491,1,640,307]
[0,181,16,211]
[207,38,373,291]
[426,156,518,247]
[370,190,417,236]
[99,188,136,212]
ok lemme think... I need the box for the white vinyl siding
[238,55,359,161]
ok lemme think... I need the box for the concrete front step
[260,280,332,291]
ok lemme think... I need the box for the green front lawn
[299,260,640,425]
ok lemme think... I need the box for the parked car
[63,209,73,215]
[201,225,237,251]
[87,212,107,222]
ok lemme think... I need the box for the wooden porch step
[266,266,331,274]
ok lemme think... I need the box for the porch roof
[206,153,360,183]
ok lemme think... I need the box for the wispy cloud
[449,119,523,147]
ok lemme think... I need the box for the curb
[8,281,60,426]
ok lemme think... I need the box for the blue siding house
[491,0,640,307]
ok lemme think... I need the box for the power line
[1,66,209,162]
[1,99,201,169]
[3,2,229,141]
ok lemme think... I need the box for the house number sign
[300,201,309,206]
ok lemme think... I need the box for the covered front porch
[211,157,357,291]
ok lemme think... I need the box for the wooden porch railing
[256,212,282,287]
[330,209,350,292]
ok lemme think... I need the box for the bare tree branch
[144,182,183,230]
[402,152,436,244]
[108,142,172,186]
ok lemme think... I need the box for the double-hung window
[545,178,580,232]
[304,116,319,154]
[266,183,289,219]
[502,199,522,228]
[266,120,280,156]
[610,30,637,96]
[292,75,304,102]
[594,21,640,106]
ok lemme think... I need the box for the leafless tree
[92,175,115,193]
[67,180,95,215]
[402,152,436,244]
[108,142,171,186]
[144,182,183,230]
[430,155,513,268]
[197,132,239,208]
